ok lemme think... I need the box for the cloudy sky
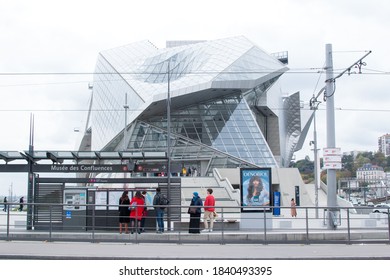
[1,0,390,195]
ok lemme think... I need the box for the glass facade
[86,36,304,175]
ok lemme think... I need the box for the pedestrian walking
[19,197,24,212]
[3,197,7,212]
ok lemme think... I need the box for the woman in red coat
[129,190,145,234]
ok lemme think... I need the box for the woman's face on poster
[252,179,261,195]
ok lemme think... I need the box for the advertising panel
[240,168,272,212]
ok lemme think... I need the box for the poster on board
[240,168,272,212]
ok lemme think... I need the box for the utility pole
[325,44,338,229]
[310,45,371,229]
[167,61,172,231]
[27,113,34,230]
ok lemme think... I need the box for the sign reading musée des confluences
[34,164,128,173]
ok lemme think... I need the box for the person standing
[19,197,24,212]
[129,191,145,234]
[118,191,130,234]
[3,197,7,212]
[153,187,165,233]
[202,188,215,232]
[140,191,148,232]
[291,198,297,217]
[188,192,203,234]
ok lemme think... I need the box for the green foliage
[290,157,314,183]
[292,151,390,182]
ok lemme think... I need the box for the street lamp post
[123,93,129,188]
[167,61,172,231]
[363,174,367,205]
[310,94,321,219]
[123,92,129,151]
[9,182,13,203]
[310,119,320,218]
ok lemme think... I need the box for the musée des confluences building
[82,36,306,177]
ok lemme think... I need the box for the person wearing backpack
[153,187,168,233]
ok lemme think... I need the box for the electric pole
[325,44,338,229]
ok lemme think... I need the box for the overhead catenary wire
[0,70,389,89]
[1,107,390,113]
[1,69,390,76]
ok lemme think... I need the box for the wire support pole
[325,44,338,229]
[167,62,172,231]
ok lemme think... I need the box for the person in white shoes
[202,188,215,232]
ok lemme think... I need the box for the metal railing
[1,202,389,244]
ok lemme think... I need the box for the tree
[342,154,355,174]
[354,154,371,171]
[386,156,390,172]
[373,152,386,168]
[294,151,390,185]
[291,157,314,183]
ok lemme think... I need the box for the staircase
[180,174,240,221]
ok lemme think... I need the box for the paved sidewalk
[1,211,390,260]
[1,240,390,259]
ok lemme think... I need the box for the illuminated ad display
[240,168,272,212]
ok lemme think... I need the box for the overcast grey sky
[1,0,390,195]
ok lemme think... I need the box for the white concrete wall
[274,168,310,207]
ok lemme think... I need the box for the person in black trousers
[19,197,24,212]
[3,197,7,212]
[118,191,130,234]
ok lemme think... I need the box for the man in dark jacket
[153,187,165,233]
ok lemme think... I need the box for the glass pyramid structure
[86,36,304,175]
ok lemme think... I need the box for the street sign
[323,162,342,169]
[0,164,129,173]
[323,148,341,156]
[323,147,342,170]
[323,155,342,162]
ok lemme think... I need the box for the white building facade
[80,36,309,176]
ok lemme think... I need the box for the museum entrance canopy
[0,150,167,163]
[0,151,172,173]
